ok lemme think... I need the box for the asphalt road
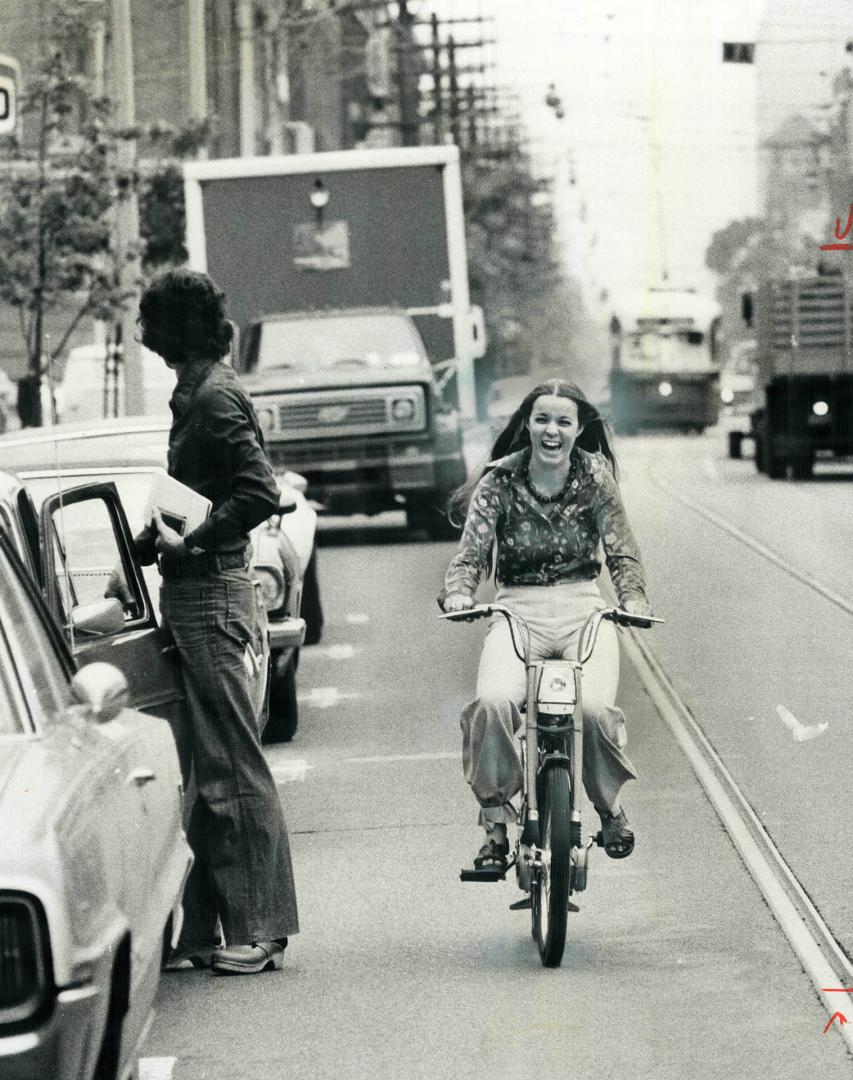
[138,427,853,1079]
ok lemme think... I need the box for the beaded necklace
[522,454,575,504]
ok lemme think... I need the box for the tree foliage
[0,0,135,425]
[462,147,582,382]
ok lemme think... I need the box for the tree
[0,0,135,427]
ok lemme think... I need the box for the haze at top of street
[429,0,851,315]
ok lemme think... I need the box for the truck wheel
[728,431,744,460]
[262,653,298,743]
[301,549,323,646]
[791,454,814,480]
[407,496,459,541]
[766,453,786,480]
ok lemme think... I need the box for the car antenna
[45,334,75,653]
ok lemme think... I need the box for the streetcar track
[646,463,853,619]
[621,627,853,1055]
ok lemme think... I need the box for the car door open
[38,482,189,760]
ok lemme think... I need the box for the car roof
[0,416,171,474]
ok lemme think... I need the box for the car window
[26,472,158,536]
[47,495,146,629]
[0,541,71,733]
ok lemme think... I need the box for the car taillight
[0,894,51,1030]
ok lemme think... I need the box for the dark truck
[729,274,853,479]
[183,145,485,539]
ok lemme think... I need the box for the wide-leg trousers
[161,567,299,944]
[459,580,637,827]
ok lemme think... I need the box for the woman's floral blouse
[440,447,648,606]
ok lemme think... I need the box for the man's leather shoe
[211,938,287,975]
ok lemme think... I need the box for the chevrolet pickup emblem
[318,405,350,423]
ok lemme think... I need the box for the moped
[441,603,662,967]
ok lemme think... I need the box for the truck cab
[239,306,465,537]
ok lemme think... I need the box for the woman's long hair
[447,378,618,527]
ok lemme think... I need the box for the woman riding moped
[439,379,653,872]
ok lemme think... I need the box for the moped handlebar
[440,603,663,666]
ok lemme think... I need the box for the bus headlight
[257,407,275,433]
[812,400,829,417]
[658,381,673,398]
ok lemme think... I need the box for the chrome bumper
[0,982,100,1080]
[268,615,306,653]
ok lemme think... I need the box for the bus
[608,288,722,434]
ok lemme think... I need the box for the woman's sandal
[474,837,509,870]
[599,807,634,859]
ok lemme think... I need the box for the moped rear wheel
[532,766,573,968]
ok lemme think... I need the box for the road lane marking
[345,613,370,624]
[775,703,829,743]
[309,643,359,660]
[271,759,314,783]
[621,628,853,1052]
[139,1059,177,1080]
[649,468,853,618]
[297,686,360,709]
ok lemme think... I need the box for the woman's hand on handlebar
[442,592,475,613]
[621,597,654,619]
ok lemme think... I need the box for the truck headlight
[391,397,416,421]
[257,407,275,433]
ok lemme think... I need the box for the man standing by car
[135,267,299,975]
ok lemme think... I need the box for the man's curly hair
[138,268,234,363]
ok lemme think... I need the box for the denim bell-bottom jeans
[161,567,299,945]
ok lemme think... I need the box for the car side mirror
[71,661,129,723]
[71,597,126,637]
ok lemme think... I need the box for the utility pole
[237,0,256,157]
[187,0,208,125]
[110,0,143,415]
[448,35,460,146]
[431,12,443,143]
[396,0,419,146]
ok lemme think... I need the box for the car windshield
[0,541,71,736]
[255,314,425,373]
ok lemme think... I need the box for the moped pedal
[460,868,506,883]
[594,830,605,848]
[509,897,532,911]
[567,901,581,913]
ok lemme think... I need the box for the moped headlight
[253,564,285,612]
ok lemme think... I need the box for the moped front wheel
[532,765,573,968]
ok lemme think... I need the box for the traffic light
[0,54,21,137]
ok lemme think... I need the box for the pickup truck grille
[262,386,427,441]
[279,398,388,428]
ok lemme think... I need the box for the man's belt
[159,549,249,579]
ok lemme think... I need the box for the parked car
[0,522,192,1080]
[0,416,322,743]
